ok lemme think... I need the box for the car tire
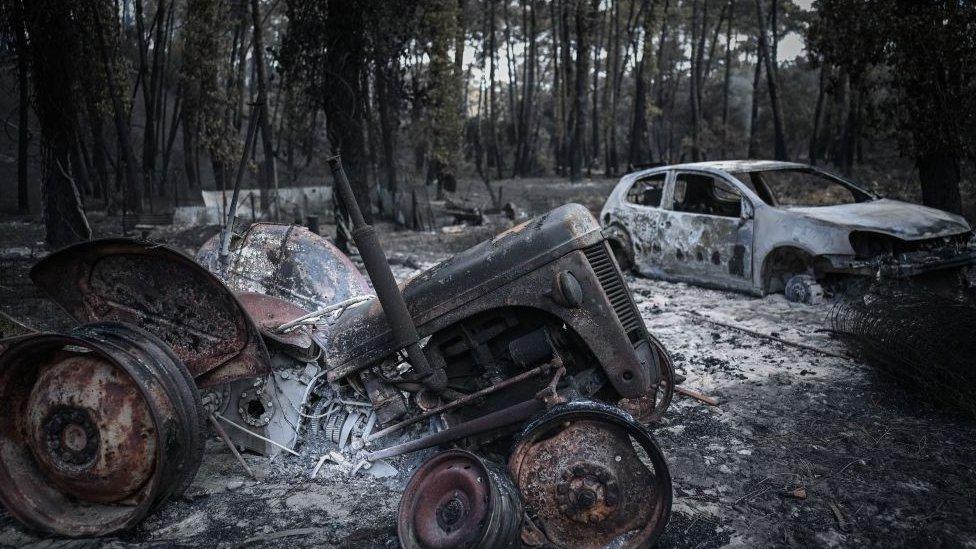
[784,274,825,305]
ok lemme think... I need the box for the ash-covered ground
[1,217,975,549]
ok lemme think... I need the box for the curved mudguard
[31,239,271,388]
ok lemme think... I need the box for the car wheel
[784,274,825,305]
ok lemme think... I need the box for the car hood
[785,199,971,241]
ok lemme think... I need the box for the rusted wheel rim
[398,449,522,549]
[509,402,672,549]
[648,333,675,422]
[0,322,203,537]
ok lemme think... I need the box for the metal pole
[327,155,445,389]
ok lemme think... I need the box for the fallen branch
[673,384,719,406]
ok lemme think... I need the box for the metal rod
[209,412,257,480]
[327,155,444,389]
[365,398,544,462]
[366,360,554,442]
[682,311,850,360]
[214,412,301,457]
[219,103,260,269]
[276,295,373,333]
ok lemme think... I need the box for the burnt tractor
[0,159,675,548]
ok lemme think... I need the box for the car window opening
[626,173,666,207]
[672,173,742,218]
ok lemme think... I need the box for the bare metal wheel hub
[556,461,620,524]
[509,401,673,549]
[42,406,99,468]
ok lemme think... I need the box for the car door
[657,171,754,290]
[617,172,669,276]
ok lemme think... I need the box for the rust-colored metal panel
[30,239,271,387]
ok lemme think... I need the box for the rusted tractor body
[0,203,674,546]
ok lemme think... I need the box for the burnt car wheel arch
[761,246,815,294]
[604,224,635,272]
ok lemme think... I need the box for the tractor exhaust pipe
[327,156,445,389]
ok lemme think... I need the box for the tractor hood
[31,239,271,387]
[323,203,606,374]
[787,199,971,241]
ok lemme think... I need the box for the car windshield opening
[734,168,867,207]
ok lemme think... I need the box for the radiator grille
[583,242,642,336]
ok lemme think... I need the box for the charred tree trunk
[375,59,399,216]
[425,0,462,195]
[747,53,762,158]
[917,152,962,215]
[720,0,734,158]
[754,0,788,160]
[91,2,143,213]
[251,0,280,220]
[13,3,30,214]
[628,0,654,167]
[22,0,91,246]
[809,62,827,165]
[515,0,538,177]
[568,0,594,181]
[323,1,372,223]
[603,0,622,177]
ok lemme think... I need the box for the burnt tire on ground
[398,449,523,549]
[0,322,204,537]
[784,274,824,305]
[508,401,672,549]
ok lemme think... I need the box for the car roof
[652,160,810,173]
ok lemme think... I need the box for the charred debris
[0,157,715,548]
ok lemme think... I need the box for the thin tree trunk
[650,0,670,162]
[589,0,605,176]
[604,0,622,177]
[569,0,594,181]
[92,3,143,213]
[754,0,788,160]
[748,53,762,158]
[14,6,30,214]
[628,0,654,167]
[721,0,734,158]
[809,62,827,165]
[376,59,399,216]
[487,0,504,178]
[251,0,280,220]
[515,0,537,176]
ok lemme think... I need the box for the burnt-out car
[601,160,975,302]
[0,196,675,548]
